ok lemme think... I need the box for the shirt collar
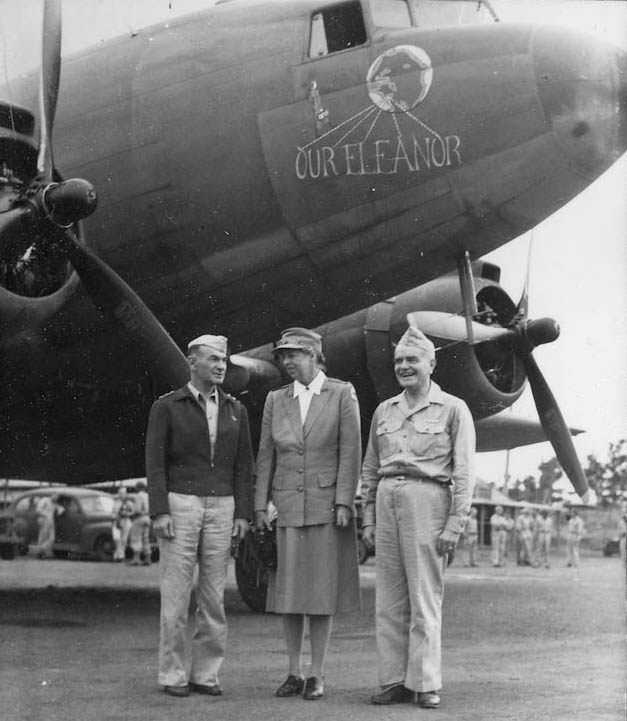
[389,381,444,414]
[187,382,219,404]
[293,370,326,398]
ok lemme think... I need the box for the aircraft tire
[357,538,369,565]
[234,551,269,614]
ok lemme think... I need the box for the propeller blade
[37,0,63,179]
[522,352,590,502]
[60,230,189,392]
[514,233,533,321]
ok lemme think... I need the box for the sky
[0,0,625,498]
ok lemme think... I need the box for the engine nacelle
[239,262,528,423]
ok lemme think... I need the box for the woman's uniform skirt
[267,521,361,615]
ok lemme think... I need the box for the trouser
[113,518,132,561]
[491,530,507,566]
[567,536,581,567]
[158,492,234,688]
[375,479,450,693]
[464,535,478,565]
[536,532,551,566]
[518,532,533,564]
[36,516,55,555]
[130,515,151,557]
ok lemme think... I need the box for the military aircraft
[0,0,625,515]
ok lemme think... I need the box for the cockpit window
[371,0,498,29]
[309,1,368,58]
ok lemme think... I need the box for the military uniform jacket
[145,385,254,519]
[254,377,361,527]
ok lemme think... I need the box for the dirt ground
[0,548,624,721]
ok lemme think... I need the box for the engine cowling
[239,262,528,422]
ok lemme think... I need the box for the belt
[384,475,451,487]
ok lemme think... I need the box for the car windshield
[80,495,115,515]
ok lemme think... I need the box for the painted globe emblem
[367,45,433,113]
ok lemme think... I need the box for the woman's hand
[335,504,351,528]
[255,510,271,531]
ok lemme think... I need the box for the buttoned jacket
[145,385,254,519]
[254,377,361,527]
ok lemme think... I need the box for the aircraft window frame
[308,1,369,60]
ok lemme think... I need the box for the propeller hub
[523,317,560,350]
[43,179,98,228]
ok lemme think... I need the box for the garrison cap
[187,334,228,354]
[395,324,436,359]
[272,327,322,356]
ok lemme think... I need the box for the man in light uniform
[361,325,475,709]
[129,480,151,566]
[515,508,534,565]
[146,334,254,698]
[535,510,553,568]
[112,486,134,562]
[566,508,585,568]
[490,505,508,567]
[462,507,479,567]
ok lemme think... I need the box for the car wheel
[0,544,15,560]
[357,538,370,565]
[13,523,28,555]
[94,534,115,562]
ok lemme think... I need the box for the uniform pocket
[317,474,337,488]
[409,417,448,457]
[271,476,285,491]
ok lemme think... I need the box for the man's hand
[436,529,458,557]
[232,518,249,540]
[153,513,175,540]
[362,524,375,546]
[335,504,351,528]
[254,510,271,531]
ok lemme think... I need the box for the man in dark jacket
[146,334,254,698]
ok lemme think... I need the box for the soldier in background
[490,506,508,567]
[515,508,534,566]
[566,509,585,568]
[535,510,553,569]
[462,507,479,567]
[129,480,151,566]
[112,487,134,562]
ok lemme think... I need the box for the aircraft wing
[475,412,583,453]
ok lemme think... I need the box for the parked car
[0,487,118,561]
[602,537,620,557]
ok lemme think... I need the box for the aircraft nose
[532,24,627,178]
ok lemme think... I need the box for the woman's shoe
[275,674,305,697]
[303,676,324,700]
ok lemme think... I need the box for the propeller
[477,280,590,503]
[0,0,189,393]
[37,0,62,180]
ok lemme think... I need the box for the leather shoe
[189,681,222,696]
[164,685,189,698]
[417,690,441,708]
[303,676,324,700]
[370,684,414,705]
[275,674,305,697]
